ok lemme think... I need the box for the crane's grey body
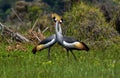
[55,21,89,61]
[32,34,57,60]
[55,21,78,60]
[55,21,78,48]
[38,34,56,49]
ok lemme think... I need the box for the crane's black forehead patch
[53,17,55,19]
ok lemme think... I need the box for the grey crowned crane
[52,14,89,60]
[32,34,56,59]
[32,13,62,60]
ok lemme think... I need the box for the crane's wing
[63,36,79,43]
[38,34,56,44]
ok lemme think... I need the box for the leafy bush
[28,5,42,21]
[63,2,120,49]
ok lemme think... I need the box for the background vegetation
[0,0,120,78]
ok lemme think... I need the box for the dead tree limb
[15,33,29,42]
[0,22,29,42]
[31,18,39,31]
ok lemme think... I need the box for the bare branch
[0,22,30,43]
[42,27,49,33]
[31,32,41,42]
[31,18,39,31]
[11,8,24,25]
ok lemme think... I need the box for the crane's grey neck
[58,23,62,33]
[55,21,63,45]
[55,21,62,33]
[55,21,59,33]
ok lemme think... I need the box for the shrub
[63,2,120,49]
[28,5,42,21]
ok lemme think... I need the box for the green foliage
[113,0,120,3]
[42,0,64,12]
[0,43,120,78]
[64,2,103,38]
[109,2,120,33]
[0,0,17,21]
[28,5,42,21]
[63,2,119,49]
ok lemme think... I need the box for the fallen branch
[0,22,29,42]
[15,33,29,42]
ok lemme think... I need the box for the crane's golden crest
[52,13,63,23]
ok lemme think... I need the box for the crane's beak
[75,42,89,51]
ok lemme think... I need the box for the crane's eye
[52,17,56,22]
[55,18,57,22]
[60,20,62,23]
[59,19,63,23]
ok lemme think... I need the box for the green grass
[0,43,120,78]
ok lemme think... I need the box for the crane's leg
[70,50,77,61]
[66,49,69,61]
[48,47,51,60]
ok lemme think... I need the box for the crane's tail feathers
[81,42,89,51]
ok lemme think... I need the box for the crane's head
[75,42,89,51]
[32,45,44,54]
[52,13,63,24]
[81,42,89,51]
